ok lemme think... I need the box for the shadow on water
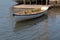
[13,14,48,32]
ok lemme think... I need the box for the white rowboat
[12,5,50,21]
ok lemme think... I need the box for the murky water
[0,0,60,40]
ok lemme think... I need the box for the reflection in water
[11,14,48,40]
[48,7,60,40]
[14,14,48,32]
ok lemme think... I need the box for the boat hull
[13,12,45,21]
[12,5,50,22]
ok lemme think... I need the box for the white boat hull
[13,12,45,21]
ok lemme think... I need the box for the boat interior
[12,0,51,15]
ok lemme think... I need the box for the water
[0,0,60,40]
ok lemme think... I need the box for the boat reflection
[13,14,48,32]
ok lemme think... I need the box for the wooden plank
[13,5,51,8]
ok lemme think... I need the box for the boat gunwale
[12,5,51,16]
[13,10,47,16]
